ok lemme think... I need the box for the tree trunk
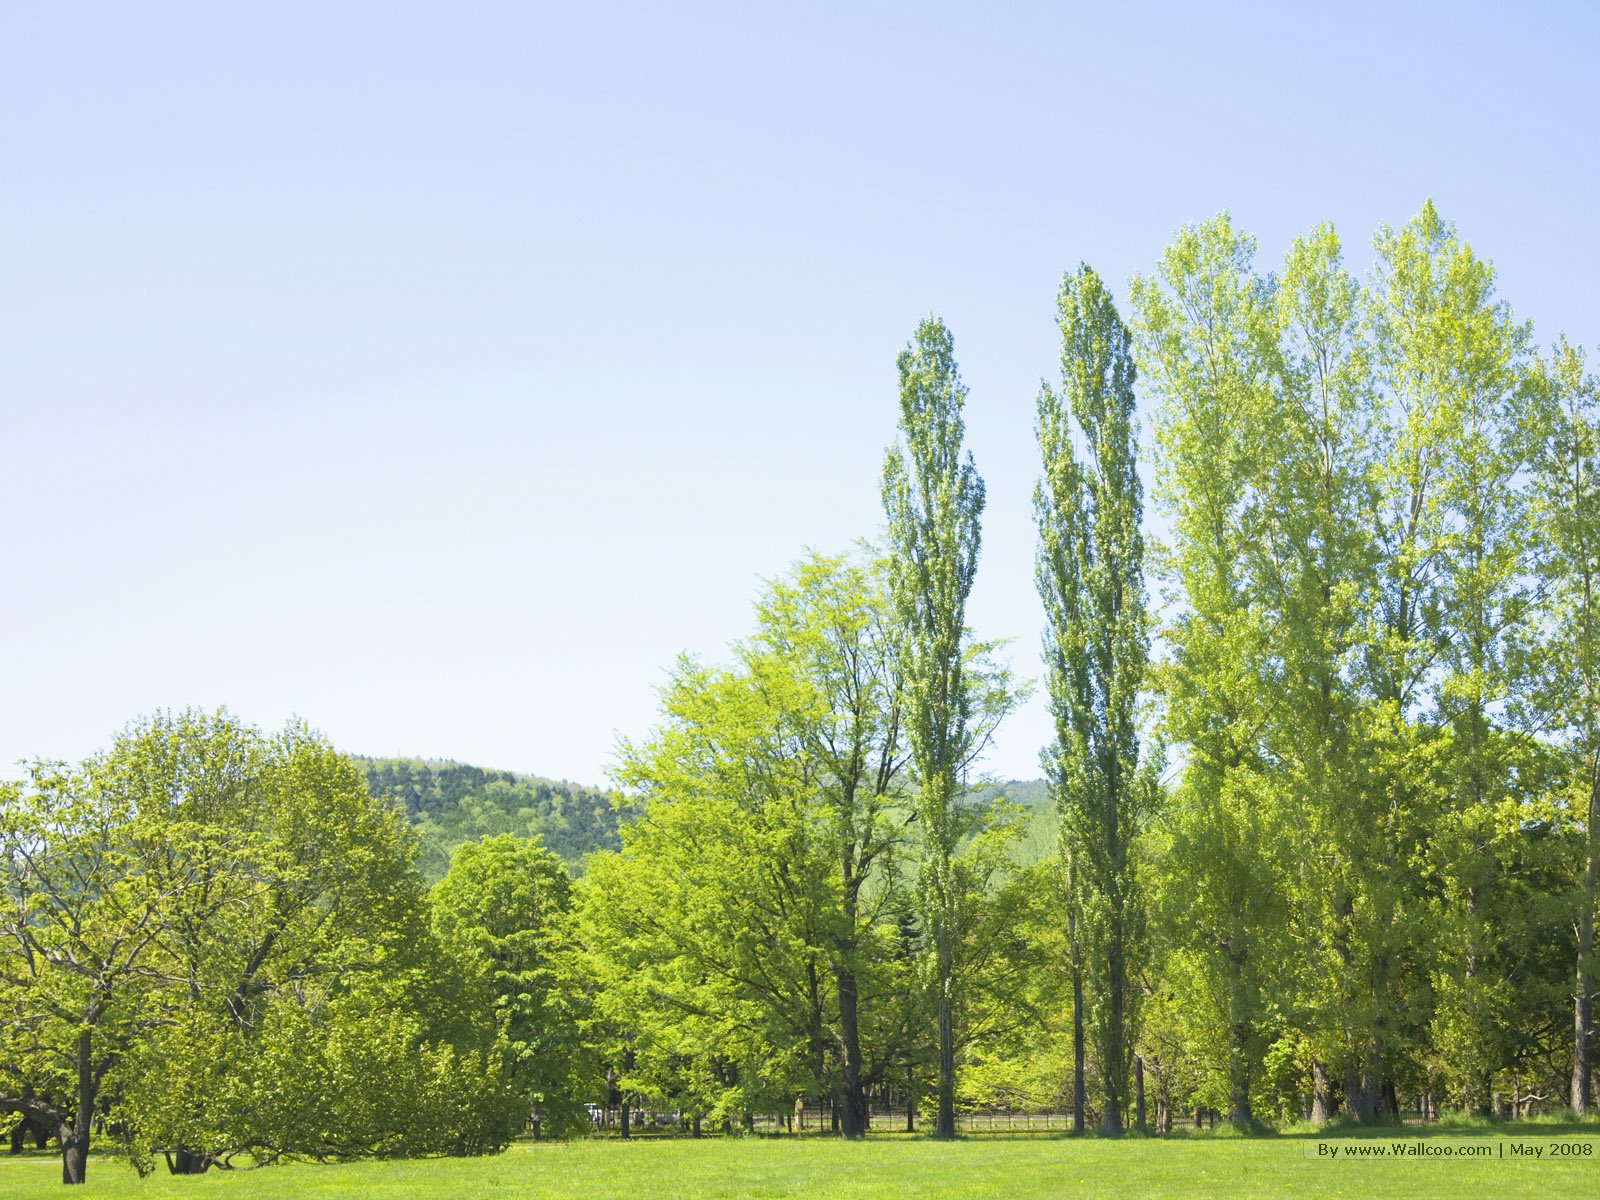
[1149,1057,1171,1133]
[59,1124,87,1186]
[59,1028,95,1185]
[1102,919,1125,1135]
[1311,1059,1335,1124]
[166,1148,211,1174]
[692,1113,702,1138]
[1226,1022,1254,1126]
[1071,926,1086,1135]
[835,965,867,1138]
[1227,1067,1253,1126]
[1575,789,1597,1115]
[1100,784,1127,1137]
[1475,1070,1494,1120]
[935,927,956,1138]
[1346,1067,1378,1124]
[619,1101,631,1140]
[1575,975,1593,1116]
[1133,1054,1146,1132]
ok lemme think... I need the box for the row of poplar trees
[1026,201,1600,1132]
[851,200,1600,1134]
[595,202,1600,1137]
[879,264,1155,1138]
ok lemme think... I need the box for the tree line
[599,203,1600,1139]
[5,202,1599,1186]
[584,202,1600,1136]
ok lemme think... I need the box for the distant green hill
[356,754,1056,883]
[968,779,1055,864]
[969,778,1051,813]
[354,756,625,882]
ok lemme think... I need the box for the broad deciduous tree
[2,711,522,1184]
[431,834,595,1137]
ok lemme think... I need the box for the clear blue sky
[3,1,1597,787]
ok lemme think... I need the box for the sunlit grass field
[4,1126,1598,1199]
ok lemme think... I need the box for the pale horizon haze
[4,2,1598,788]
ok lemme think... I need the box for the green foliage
[1,754,180,1181]
[1131,202,1594,1129]
[430,835,596,1137]
[1036,262,1152,1133]
[118,977,524,1168]
[1527,338,1600,1113]
[1,711,523,1183]
[1132,213,1296,1126]
[579,550,1026,1137]
[954,858,1074,1113]
[882,316,1014,1137]
[582,552,928,1130]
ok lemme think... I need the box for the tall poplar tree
[1035,265,1149,1135]
[1532,339,1600,1115]
[1258,224,1380,1125]
[1132,216,1291,1126]
[882,316,987,1139]
[1132,204,1566,1125]
[1364,202,1531,1118]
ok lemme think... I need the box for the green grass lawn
[3,1128,1598,1199]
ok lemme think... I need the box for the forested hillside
[968,779,1055,863]
[355,754,1049,883]
[354,756,625,880]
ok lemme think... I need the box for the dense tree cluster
[577,550,1034,1139]
[577,204,1600,1134]
[6,203,1599,1187]
[1,714,553,1183]
[1128,204,1598,1128]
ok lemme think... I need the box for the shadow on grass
[1276,1111,1600,1140]
[561,1111,1600,1146]
[945,1112,1600,1141]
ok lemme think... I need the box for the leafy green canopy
[430,834,596,1137]
[1131,204,1583,1126]
[1,710,523,1183]
[581,550,1028,1136]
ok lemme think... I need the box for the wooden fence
[585,1107,1087,1136]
